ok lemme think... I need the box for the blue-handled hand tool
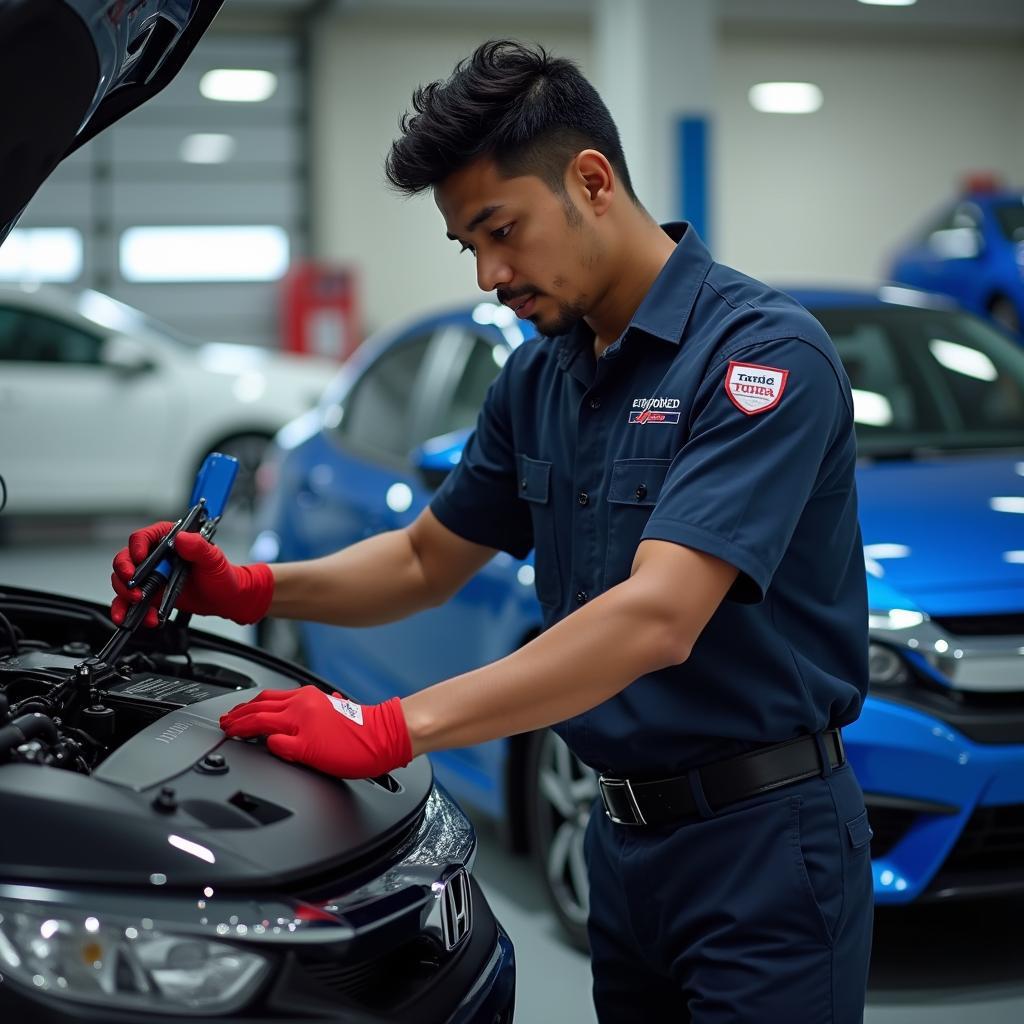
[95,453,239,664]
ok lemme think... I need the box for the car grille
[942,804,1024,874]
[924,804,1024,900]
[865,803,918,858]
[931,613,1024,636]
[298,936,447,1010]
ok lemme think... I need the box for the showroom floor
[2,519,1022,1023]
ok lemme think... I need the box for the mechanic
[112,41,873,1023]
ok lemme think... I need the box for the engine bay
[0,586,272,775]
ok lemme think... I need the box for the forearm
[401,577,684,756]
[268,529,437,627]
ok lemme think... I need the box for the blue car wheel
[525,728,598,952]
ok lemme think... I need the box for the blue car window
[815,306,1024,454]
[336,332,433,461]
[993,201,1024,243]
[431,335,505,439]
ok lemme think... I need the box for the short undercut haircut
[385,39,638,204]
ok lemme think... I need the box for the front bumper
[847,695,1024,903]
[0,876,514,1024]
[0,786,515,1022]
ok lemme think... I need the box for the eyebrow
[446,204,505,241]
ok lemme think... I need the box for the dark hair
[385,39,637,203]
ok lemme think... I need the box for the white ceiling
[225,0,1024,35]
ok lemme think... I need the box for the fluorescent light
[991,497,1024,514]
[120,226,289,282]
[180,133,236,164]
[199,68,277,103]
[851,388,893,427]
[0,228,82,282]
[858,0,916,6]
[863,544,911,560]
[928,339,997,381]
[748,82,823,115]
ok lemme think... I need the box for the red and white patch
[724,360,789,415]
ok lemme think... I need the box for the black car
[0,585,515,1022]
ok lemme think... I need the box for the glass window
[993,201,1024,243]
[337,333,433,460]
[0,308,103,365]
[816,306,1024,455]
[431,336,506,439]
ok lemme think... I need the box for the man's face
[435,157,602,338]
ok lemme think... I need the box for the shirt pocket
[516,453,562,608]
[604,458,672,589]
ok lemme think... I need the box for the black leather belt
[599,730,846,827]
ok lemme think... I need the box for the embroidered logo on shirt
[328,694,364,726]
[724,361,789,415]
[628,396,681,424]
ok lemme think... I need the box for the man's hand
[219,686,413,778]
[111,521,274,627]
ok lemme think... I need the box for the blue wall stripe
[678,116,710,245]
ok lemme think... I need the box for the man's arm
[401,540,738,756]
[268,508,498,627]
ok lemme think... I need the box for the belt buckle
[599,776,647,826]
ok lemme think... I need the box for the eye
[459,243,476,257]
[492,223,514,241]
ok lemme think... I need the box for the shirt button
[589,396,602,409]
[575,590,589,605]
[577,491,589,506]
[634,484,647,501]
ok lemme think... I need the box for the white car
[0,283,336,518]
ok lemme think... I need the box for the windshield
[811,306,1024,456]
[993,200,1024,243]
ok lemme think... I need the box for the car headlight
[0,899,270,1015]
[867,606,957,689]
[868,641,910,689]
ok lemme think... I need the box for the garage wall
[13,33,307,349]
[714,30,1024,285]
[310,11,591,335]
[312,15,1024,333]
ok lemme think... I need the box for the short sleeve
[641,337,851,602]
[429,355,533,559]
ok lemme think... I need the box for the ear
[570,149,614,216]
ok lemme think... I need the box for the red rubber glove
[219,686,412,778]
[111,520,274,628]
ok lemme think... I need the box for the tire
[989,295,1022,336]
[204,433,272,527]
[524,728,598,952]
[256,616,308,667]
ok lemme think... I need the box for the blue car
[887,187,1024,336]
[252,288,1024,947]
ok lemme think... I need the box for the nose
[476,250,513,293]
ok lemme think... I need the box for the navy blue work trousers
[585,762,874,1022]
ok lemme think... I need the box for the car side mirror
[101,334,154,375]
[410,428,472,490]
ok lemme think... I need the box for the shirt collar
[555,221,712,368]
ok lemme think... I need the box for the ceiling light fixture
[748,82,823,115]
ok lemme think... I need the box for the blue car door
[291,326,446,699]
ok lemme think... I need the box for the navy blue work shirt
[431,223,868,777]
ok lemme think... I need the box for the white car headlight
[0,900,269,1015]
